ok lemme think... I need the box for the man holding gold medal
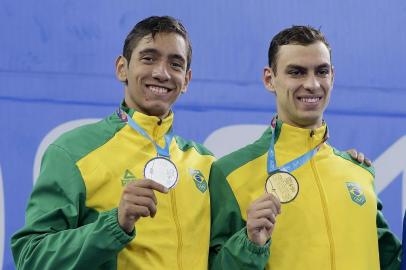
[209,26,401,270]
[11,16,217,270]
[11,16,379,270]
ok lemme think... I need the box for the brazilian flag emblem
[346,182,366,206]
[189,169,208,193]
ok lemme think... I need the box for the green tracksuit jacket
[12,106,215,270]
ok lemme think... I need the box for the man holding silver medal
[11,16,378,270]
[209,26,401,269]
[12,16,217,270]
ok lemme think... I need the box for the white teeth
[300,97,321,103]
[149,86,169,94]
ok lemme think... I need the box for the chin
[302,117,323,128]
[292,112,322,126]
[148,107,170,118]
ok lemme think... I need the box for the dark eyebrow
[138,48,186,65]
[285,65,306,71]
[168,54,186,64]
[285,63,331,70]
[138,48,160,56]
[316,63,331,69]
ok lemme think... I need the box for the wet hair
[122,16,192,70]
[268,25,331,74]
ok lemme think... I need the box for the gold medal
[265,171,299,203]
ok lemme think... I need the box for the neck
[123,100,171,120]
[277,115,323,130]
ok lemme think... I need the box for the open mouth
[298,97,322,104]
[147,85,171,95]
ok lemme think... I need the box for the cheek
[175,74,187,87]
[283,87,295,101]
[322,82,333,95]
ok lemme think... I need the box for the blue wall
[1,0,406,268]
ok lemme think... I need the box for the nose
[152,62,170,82]
[303,75,320,91]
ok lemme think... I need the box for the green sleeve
[377,200,402,270]
[209,162,270,270]
[11,144,134,270]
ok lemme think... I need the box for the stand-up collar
[121,104,174,141]
[275,119,328,151]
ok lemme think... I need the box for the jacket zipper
[155,120,182,269]
[308,133,336,270]
[170,189,183,270]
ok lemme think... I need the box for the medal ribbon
[117,109,174,158]
[267,116,328,174]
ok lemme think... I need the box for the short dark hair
[268,25,331,74]
[122,16,192,70]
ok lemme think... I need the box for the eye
[140,56,155,64]
[170,62,184,70]
[287,69,304,76]
[317,68,330,77]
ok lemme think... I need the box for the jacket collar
[120,102,174,141]
[274,119,328,151]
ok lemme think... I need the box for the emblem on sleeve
[346,182,366,206]
[189,169,208,193]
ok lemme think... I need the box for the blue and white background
[1,1,406,269]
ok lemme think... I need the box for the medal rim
[144,156,178,189]
[265,171,299,204]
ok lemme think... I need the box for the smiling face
[116,32,191,118]
[263,41,334,129]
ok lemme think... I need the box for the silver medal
[144,157,178,189]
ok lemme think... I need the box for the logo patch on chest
[189,169,208,193]
[346,182,366,206]
[121,169,137,186]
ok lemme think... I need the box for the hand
[118,179,169,234]
[246,193,281,246]
[346,149,372,166]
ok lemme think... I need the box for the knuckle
[140,207,149,217]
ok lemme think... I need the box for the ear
[115,55,128,83]
[263,66,276,94]
[331,65,335,87]
[181,69,192,94]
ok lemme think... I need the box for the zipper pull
[310,130,315,137]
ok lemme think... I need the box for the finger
[251,193,273,205]
[259,200,279,216]
[133,205,152,218]
[250,194,280,213]
[248,209,277,223]
[347,149,357,159]
[248,201,279,221]
[128,179,169,193]
[357,152,365,163]
[255,193,279,205]
[265,222,276,236]
[123,185,158,205]
[268,194,282,214]
[133,196,158,217]
[249,199,274,212]
[247,217,275,232]
[123,196,157,218]
[119,203,150,221]
[364,158,372,167]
